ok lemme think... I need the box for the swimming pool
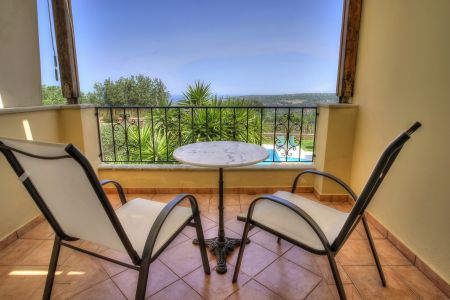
[261,149,311,163]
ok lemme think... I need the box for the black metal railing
[96,106,318,164]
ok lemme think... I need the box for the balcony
[0,103,448,299]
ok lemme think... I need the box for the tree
[41,85,66,105]
[91,75,170,106]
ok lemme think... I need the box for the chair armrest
[140,194,200,261]
[100,180,127,205]
[246,194,332,251]
[291,169,358,201]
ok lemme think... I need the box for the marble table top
[173,141,269,168]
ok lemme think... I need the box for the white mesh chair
[0,138,210,300]
[233,122,421,300]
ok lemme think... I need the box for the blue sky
[37,0,343,96]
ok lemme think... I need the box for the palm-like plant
[178,81,211,106]
[127,124,175,162]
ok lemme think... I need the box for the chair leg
[43,236,61,300]
[135,262,150,300]
[326,251,347,300]
[277,236,281,244]
[232,218,251,283]
[193,211,210,274]
[362,216,386,286]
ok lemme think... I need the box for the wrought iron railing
[96,106,318,163]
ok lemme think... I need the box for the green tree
[91,75,170,106]
[41,85,66,105]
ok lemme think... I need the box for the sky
[37,0,343,96]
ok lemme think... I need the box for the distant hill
[238,93,338,106]
[170,93,339,106]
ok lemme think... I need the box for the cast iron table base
[193,237,245,274]
[192,168,249,274]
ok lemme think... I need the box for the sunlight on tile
[67,271,85,275]
[8,270,85,276]
[9,270,63,276]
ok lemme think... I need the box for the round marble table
[174,141,268,274]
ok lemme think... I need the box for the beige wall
[0,0,42,108]
[351,0,450,282]
[314,105,357,195]
[0,106,101,240]
[98,167,315,191]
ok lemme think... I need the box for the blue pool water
[261,149,310,163]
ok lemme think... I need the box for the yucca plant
[127,124,176,161]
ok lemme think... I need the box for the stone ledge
[0,104,96,115]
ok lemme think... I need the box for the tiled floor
[0,193,447,300]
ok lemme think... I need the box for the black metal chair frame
[0,143,211,300]
[233,122,421,300]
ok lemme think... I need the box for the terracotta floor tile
[111,260,178,299]
[227,241,279,277]
[374,239,413,266]
[70,279,125,300]
[305,281,335,300]
[227,279,283,300]
[354,221,385,240]
[183,263,250,299]
[279,246,352,287]
[329,283,363,300]
[0,239,44,265]
[0,265,48,300]
[158,239,208,277]
[165,232,190,250]
[52,252,109,299]
[255,257,322,300]
[390,265,448,299]
[192,194,211,212]
[149,194,180,203]
[336,239,376,266]
[282,246,322,276]
[204,205,242,223]
[149,279,202,300]
[224,217,261,237]
[108,195,125,209]
[77,240,109,253]
[314,255,352,284]
[250,230,293,255]
[344,265,417,300]
[210,194,241,206]
[337,238,411,267]
[331,202,353,212]
[307,281,363,300]
[20,221,54,240]
[97,248,133,277]
[20,239,72,266]
[182,215,217,238]
[239,194,260,206]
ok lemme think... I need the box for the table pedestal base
[193,236,248,274]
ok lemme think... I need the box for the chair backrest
[0,137,139,262]
[332,122,421,249]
